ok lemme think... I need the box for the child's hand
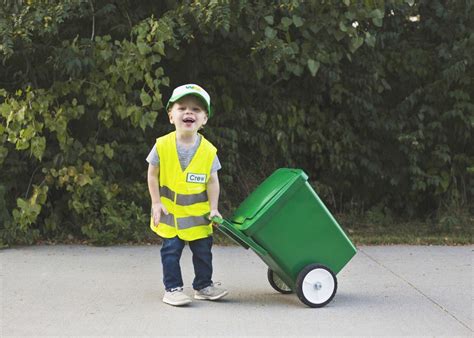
[209,209,222,227]
[152,202,169,225]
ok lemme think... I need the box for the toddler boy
[146,84,228,306]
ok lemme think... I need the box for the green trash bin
[216,168,356,308]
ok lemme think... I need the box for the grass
[341,211,472,245]
[212,220,472,246]
[347,225,472,246]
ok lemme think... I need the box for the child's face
[168,95,208,134]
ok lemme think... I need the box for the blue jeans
[160,236,213,291]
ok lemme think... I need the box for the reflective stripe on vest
[177,215,209,229]
[160,186,209,206]
[160,212,175,227]
[177,191,208,206]
[159,211,208,230]
[160,186,174,201]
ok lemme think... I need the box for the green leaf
[264,15,274,25]
[137,42,150,55]
[333,30,346,41]
[349,36,364,52]
[153,41,165,55]
[16,139,29,151]
[265,27,277,39]
[0,103,10,118]
[104,144,114,159]
[343,0,351,6]
[365,32,376,47]
[292,15,304,28]
[144,72,154,89]
[30,136,46,160]
[440,172,450,192]
[140,90,152,106]
[281,17,292,28]
[339,21,348,32]
[76,174,92,187]
[370,9,384,27]
[20,126,36,140]
[98,109,112,122]
[372,17,383,27]
[345,11,356,20]
[16,198,29,210]
[307,59,320,76]
[139,111,156,131]
[371,9,384,19]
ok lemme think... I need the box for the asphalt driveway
[1,245,472,336]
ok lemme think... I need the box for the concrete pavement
[1,245,472,336]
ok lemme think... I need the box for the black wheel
[267,268,293,294]
[296,264,337,308]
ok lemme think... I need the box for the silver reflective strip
[176,191,208,206]
[160,212,175,226]
[177,215,210,230]
[160,186,174,201]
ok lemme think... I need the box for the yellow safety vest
[150,131,217,241]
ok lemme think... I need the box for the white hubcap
[302,268,335,304]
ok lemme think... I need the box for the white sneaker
[194,283,228,300]
[163,287,192,306]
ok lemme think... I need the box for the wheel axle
[314,282,322,290]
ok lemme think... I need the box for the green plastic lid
[231,168,307,225]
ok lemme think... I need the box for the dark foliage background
[0,0,472,245]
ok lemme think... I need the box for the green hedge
[0,0,472,245]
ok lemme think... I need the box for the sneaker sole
[194,290,228,301]
[163,298,192,306]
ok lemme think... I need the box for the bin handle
[210,215,268,257]
[210,215,224,225]
[210,215,249,249]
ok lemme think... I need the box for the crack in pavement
[359,248,473,332]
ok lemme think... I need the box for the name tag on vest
[186,173,207,184]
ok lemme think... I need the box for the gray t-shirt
[146,135,221,172]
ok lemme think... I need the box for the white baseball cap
[166,84,212,117]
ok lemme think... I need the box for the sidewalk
[1,245,472,336]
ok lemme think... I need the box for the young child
[146,84,228,306]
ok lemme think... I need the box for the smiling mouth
[183,117,195,123]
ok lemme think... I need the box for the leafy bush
[0,0,472,245]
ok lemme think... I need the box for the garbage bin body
[227,168,356,289]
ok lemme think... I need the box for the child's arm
[207,171,222,224]
[147,163,168,225]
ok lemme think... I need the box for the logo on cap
[185,85,202,92]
